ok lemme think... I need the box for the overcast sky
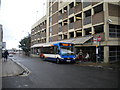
[0,0,46,49]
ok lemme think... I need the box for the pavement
[75,61,120,71]
[0,58,25,77]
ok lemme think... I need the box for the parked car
[9,54,13,57]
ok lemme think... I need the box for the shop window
[109,46,120,62]
[76,30,82,37]
[75,13,82,21]
[94,24,104,34]
[109,24,120,38]
[69,32,74,38]
[84,28,92,35]
[93,4,103,14]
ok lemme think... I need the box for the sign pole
[96,45,98,63]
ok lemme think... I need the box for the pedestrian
[3,50,9,62]
[76,49,83,62]
[84,53,90,61]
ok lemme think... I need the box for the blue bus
[40,42,76,63]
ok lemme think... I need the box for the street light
[36,11,38,21]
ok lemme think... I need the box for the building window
[94,24,104,34]
[69,32,74,38]
[49,27,52,33]
[109,46,120,62]
[59,9,62,20]
[59,22,62,32]
[109,24,120,38]
[69,2,74,15]
[84,9,91,17]
[93,4,103,14]
[49,37,52,42]
[75,1,81,6]
[69,17,74,23]
[76,30,82,37]
[69,17,74,29]
[58,34,62,40]
[63,6,68,13]
[84,28,92,35]
[69,2,74,8]
[84,9,91,25]
[63,34,67,39]
[83,2,91,8]
[59,22,62,27]
[49,17,52,22]
[63,19,68,25]
[75,13,82,21]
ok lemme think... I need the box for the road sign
[93,38,97,43]
[97,36,101,42]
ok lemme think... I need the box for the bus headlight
[73,58,76,60]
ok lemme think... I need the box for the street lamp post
[94,36,102,63]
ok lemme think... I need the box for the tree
[19,35,31,56]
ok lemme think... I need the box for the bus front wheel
[56,58,60,64]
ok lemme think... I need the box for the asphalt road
[2,54,119,88]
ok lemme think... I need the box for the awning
[73,36,93,44]
[31,36,93,48]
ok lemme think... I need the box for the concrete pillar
[104,46,109,63]
[92,26,95,34]
[104,2,109,41]
[82,29,85,36]
[74,31,76,37]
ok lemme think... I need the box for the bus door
[54,46,59,58]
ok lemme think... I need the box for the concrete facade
[31,0,120,63]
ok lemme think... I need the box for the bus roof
[31,42,74,48]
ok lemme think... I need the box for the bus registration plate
[67,60,71,62]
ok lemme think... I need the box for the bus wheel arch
[42,56,46,60]
[56,58,60,64]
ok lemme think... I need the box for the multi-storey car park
[31,0,120,63]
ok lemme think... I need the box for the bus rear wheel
[42,56,46,60]
[56,58,60,64]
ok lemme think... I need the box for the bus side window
[54,46,59,54]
